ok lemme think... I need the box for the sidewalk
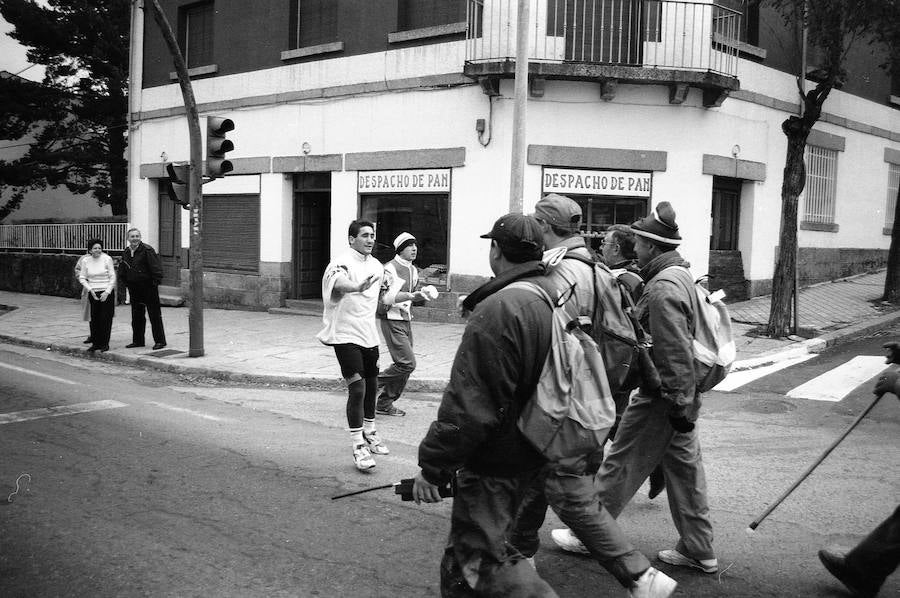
[1,269,898,391]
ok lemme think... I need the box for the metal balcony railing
[0,223,129,253]
[466,0,741,78]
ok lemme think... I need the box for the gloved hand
[668,415,695,433]
[884,342,900,365]
[874,370,900,398]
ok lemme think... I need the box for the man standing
[317,220,390,472]
[554,202,718,575]
[120,228,167,350]
[412,213,560,597]
[376,232,435,417]
[510,194,676,598]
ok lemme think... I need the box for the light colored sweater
[79,253,116,293]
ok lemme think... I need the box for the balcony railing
[466,0,741,78]
[0,223,129,253]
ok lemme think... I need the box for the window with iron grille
[887,163,900,229]
[181,2,215,69]
[289,0,338,49]
[801,145,838,225]
[398,0,466,31]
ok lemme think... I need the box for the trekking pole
[747,391,885,533]
[331,479,453,501]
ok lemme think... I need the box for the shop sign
[542,168,651,197]
[358,169,451,193]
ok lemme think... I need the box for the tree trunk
[884,182,900,302]
[107,105,128,216]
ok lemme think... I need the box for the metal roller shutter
[202,194,260,272]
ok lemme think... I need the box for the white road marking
[0,362,79,385]
[147,401,228,422]
[0,400,127,425]
[713,353,818,392]
[786,356,889,402]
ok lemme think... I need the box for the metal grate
[802,145,838,224]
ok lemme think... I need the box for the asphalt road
[1,334,898,598]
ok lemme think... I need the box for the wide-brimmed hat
[630,202,681,246]
[480,213,544,262]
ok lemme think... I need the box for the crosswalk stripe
[0,362,79,385]
[147,401,228,422]
[713,353,818,392]
[0,400,128,425]
[786,356,888,402]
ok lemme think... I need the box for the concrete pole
[508,0,530,213]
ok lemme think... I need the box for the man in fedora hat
[553,201,718,576]
[375,231,438,417]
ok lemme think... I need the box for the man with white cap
[376,232,437,416]
[552,201,719,576]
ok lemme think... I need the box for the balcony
[464,0,741,106]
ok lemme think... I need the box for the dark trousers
[440,469,558,598]
[88,292,115,349]
[377,319,416,409]
[845,505,900,591]
[128,283,166,345]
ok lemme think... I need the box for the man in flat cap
[376,232,437,417]
[412,213,562,596]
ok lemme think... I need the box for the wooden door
[292,175,331,299]
[711,178,740,250]
[158,186,182,286]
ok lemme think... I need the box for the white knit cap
[393,232,416,251]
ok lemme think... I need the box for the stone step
[158,285,185,307]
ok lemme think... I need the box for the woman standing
[78,238,116,352]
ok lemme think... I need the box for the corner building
[128,0,900,314]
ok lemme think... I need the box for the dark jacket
[418,262,552,485]
[637,250,698,418]
[119,243,163,287]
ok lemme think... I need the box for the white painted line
[713,353,818,392]
[0,362,79,386]
[0,400,128,425]
[147,401,227,422]
[786,356,889,402]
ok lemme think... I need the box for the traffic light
[205,116,234,178]
[165,163,190,209]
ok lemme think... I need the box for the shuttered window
[802,145,838,225]
[289,0,338,49]
[202,195,260,272]
[182,2,215,68]
[887,163,900,229]
[398,0,466,30]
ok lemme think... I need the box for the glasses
[601,239,619,248]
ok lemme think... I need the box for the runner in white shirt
[316,220,391,471]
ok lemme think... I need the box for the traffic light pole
[148,0,204,357]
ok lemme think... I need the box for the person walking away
[78,238,116,353]
[817,340,900,598]
[509,194,676,598]
[74,251,92,344]
[316,220,390,471]
[600,224,665,500]
[412,213,562,597]
[376,232,437,416]
[552,202,718,575]
[119,228,167,350]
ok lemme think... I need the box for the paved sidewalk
[1,269,898,391]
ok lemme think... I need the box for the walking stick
[747,391,886,533]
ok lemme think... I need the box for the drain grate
[145,349,184,358]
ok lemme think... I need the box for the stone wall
[746,247,888,297]
[0,253,84,298]
[177,261,290,310]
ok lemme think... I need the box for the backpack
[659,266,736,393]
[508,279,616,461]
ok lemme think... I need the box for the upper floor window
[886,163,900,229]
[802,145,838,225]
[181,2,214,68]
[289,0,338,49]
[398,0,466,31]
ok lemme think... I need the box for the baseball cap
[480,213,544,263]
[533,193,582,233]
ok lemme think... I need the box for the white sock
[350,427,364,446]
[363,418,376,435]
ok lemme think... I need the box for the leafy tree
[765,0,900,337]
[0,0,130,219]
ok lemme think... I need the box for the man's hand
[357,274,379,292]
[874,370,900,398]
[412,472,443,504]
[884,342,900,365]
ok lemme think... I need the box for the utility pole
[509,0,530,213]
[147,0,205,356]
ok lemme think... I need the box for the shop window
[180,2,215,69]
[360,194,449,287]
[552,195,646,255]
[202,194,260,272]
[398,0,466,31]
[289,0,338,49]
[802,145,838,225]
[887,163,900,229]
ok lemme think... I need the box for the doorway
[157,184,182,286]
[292,173,331,299]
[711,176,741,250]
